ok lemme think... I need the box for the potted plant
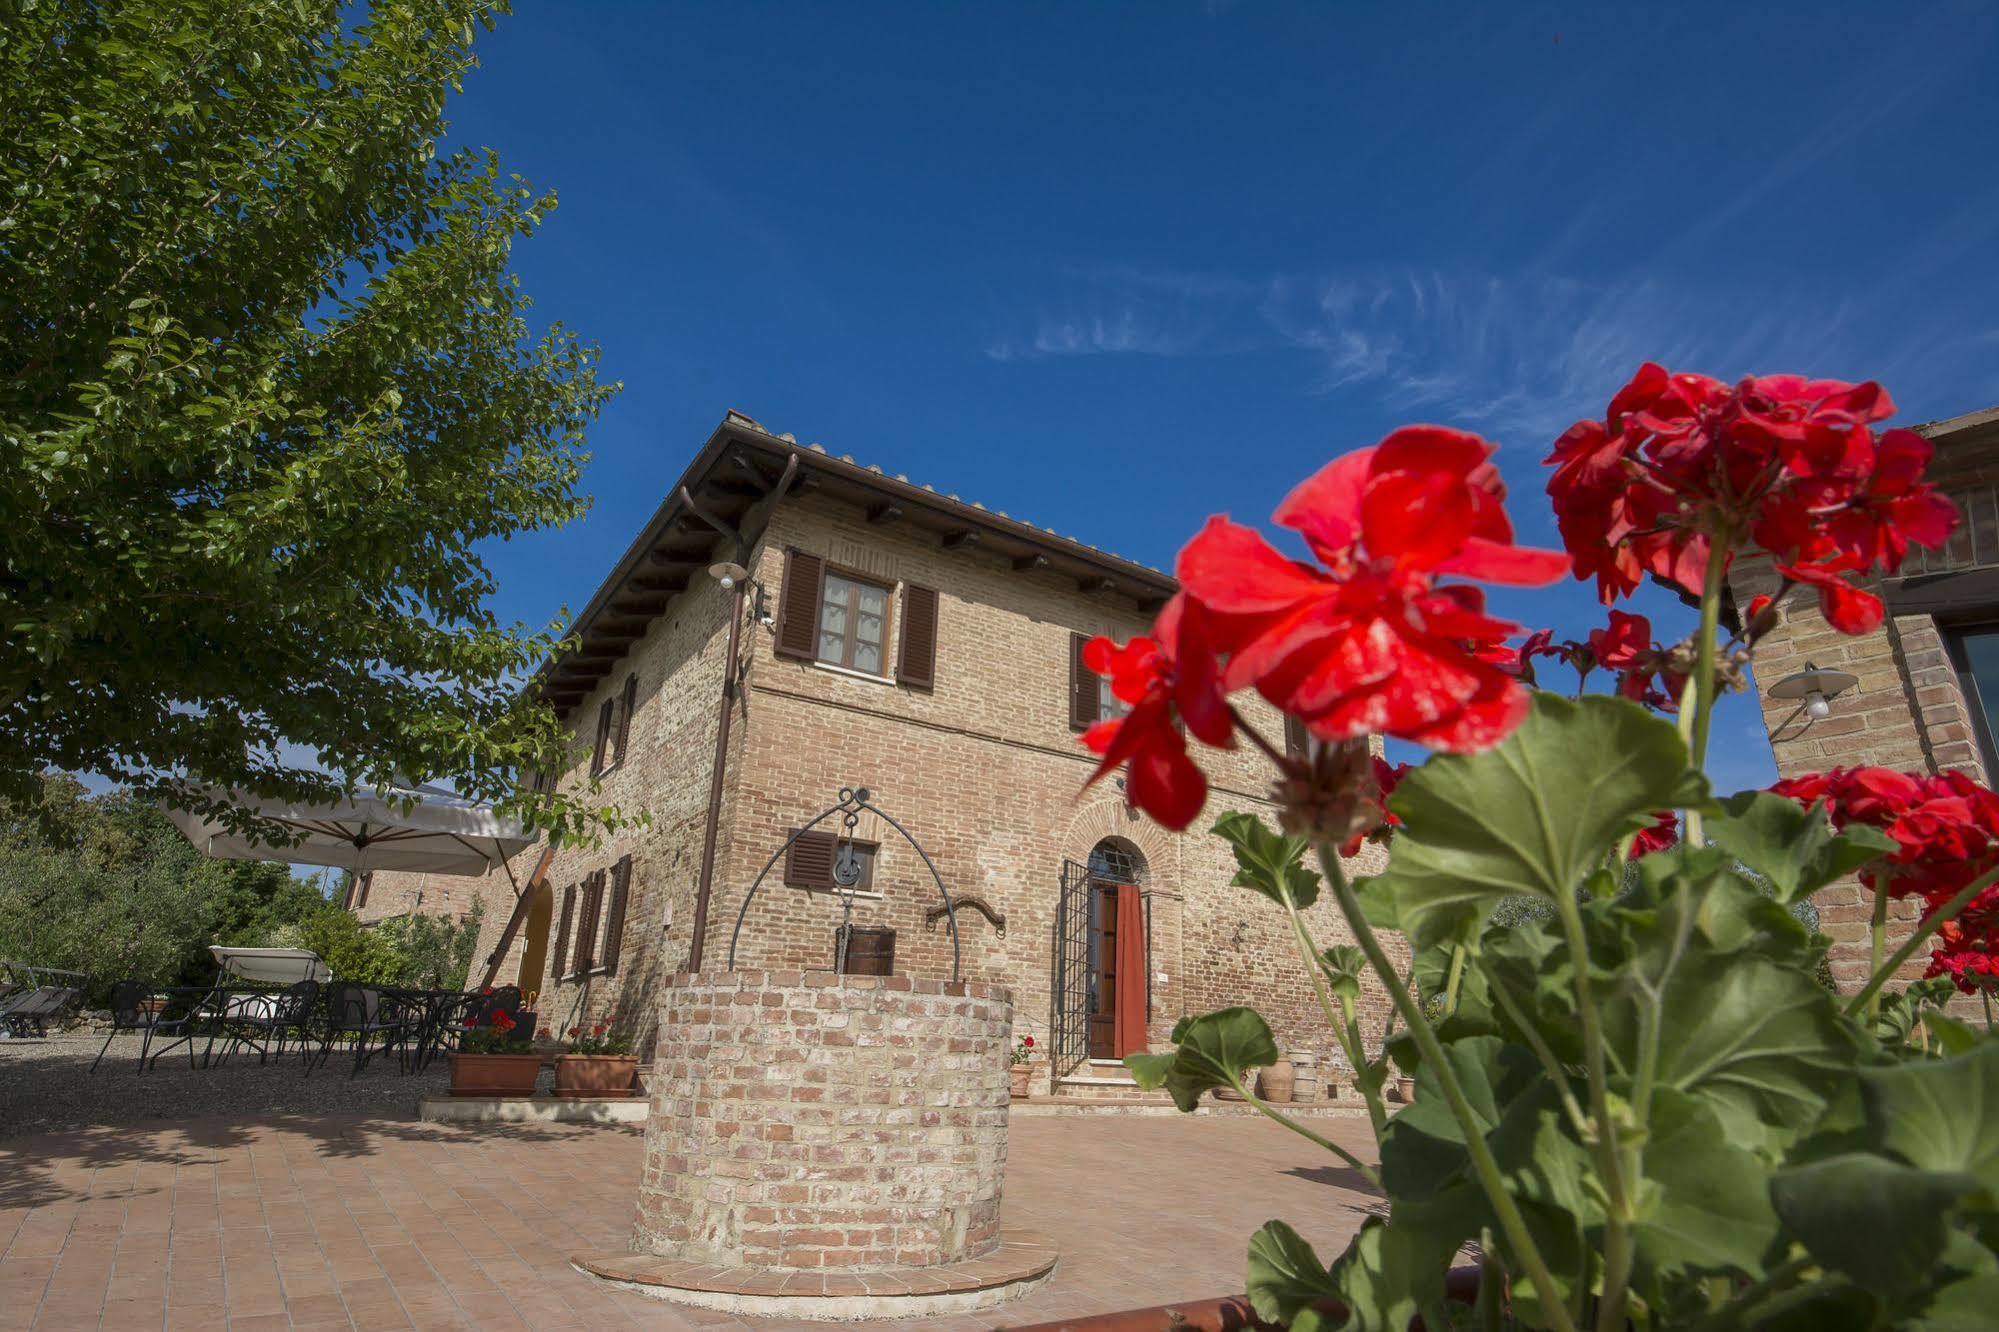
[554,1021,638,1097]
[1008,1034,1035,1099]
[447,1007,538,1097]
[1056,371,1999,1329]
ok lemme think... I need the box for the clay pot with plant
[555,1021,638,1097]
[1009,1034,1036,1099]
[448,1006,538,1097]
[1059,368,1999,1329]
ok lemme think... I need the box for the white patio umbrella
[164,779,536,886]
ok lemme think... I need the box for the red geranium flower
[1339,755,1413,857]
[1587,610,1651,672]
[1628,809,1678,861]
[1178,427,1568,755]
[1023,1035,1034,1048]
[1547,365,1957,630]
[1771,766,1999,902]
[1079,593,1233,830]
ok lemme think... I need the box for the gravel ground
[0,1029,452,1139]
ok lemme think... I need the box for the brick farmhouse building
[353,411,1391,1094]
[1733,403,1999,996]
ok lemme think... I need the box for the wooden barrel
[1257,1060,1295,1104]
[1290,1050,1319,1102]
[836,925,896,976]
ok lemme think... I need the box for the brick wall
[635,971,1012,1271]
[1728,409,1999,995]
[709,494,1396,1081]
[390,482,1397,1078]
[345,867,488,927]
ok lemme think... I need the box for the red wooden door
[1087,881,1119,1058]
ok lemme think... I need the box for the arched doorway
[516,880,554,1006]
[1084,837,1148,1060]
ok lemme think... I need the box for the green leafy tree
[0,773,324,998]
[0,0,623,845]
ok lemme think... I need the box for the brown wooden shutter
[1284,714,1309,758]
[577,870,605,973]
[897,583,939,688]
[774,549,825,660]
[602,856,632,977]
[1068,632,1096,731]
[553,884,575,980]
[615,673,637,764]
[784,830,837,889]
[592,698,614,774]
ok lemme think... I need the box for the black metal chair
[133,985,223,1071]
[215,979,321,1066]
[91,979,160,1073]
[315,983,416,1076]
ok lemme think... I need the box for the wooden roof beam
[1011,554,1049,573]
[942,529,981,551]
[867,501,903,526]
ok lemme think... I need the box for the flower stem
[1234,1073,1382,1189]
[1550,888,1636,1332]
[1867,885,1890,1025]
[1683,535,1732,846]
[1845,863,1999,1018]
[1315,843,1578,1332]
[1691,1253,1816,1331]
[1278,875,1388,1136]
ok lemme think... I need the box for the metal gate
[1052,859,1094,1075]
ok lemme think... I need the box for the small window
[1945,622,1999,775]
[1096,672,1130,724]
[591,697,615,776]
[785,830,879,891]
[817,571,894,676]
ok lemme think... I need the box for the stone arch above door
[1059,798,1173,882]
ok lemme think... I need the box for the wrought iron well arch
[726,787,962,981]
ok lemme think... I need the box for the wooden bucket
[836,924,896,976]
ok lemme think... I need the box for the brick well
[633,970,1013,1272]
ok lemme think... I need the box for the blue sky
[450,1,1999,798]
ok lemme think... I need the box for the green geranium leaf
[1602,948,1856,1139]
[1771,1153,1987,1298]
[1863,1041,1999,1189]
[1924,1012,1983,1056]
[1212,811,1321,911]
[1124,1006,1279,1112]
[1913,1274,1999,1331]
[1318,943,1366,1004]
[1632,1088,1780,1280]
[1381,1036,1541,1200]
[1325,1217,1446,1332]
[1246,1219,1339,1328]
[1366,694,1709,949]
[1708,790,1899,904]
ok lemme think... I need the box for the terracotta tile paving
[0,1113,1381,1330]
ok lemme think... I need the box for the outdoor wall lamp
[708,561,748,590]
[1768,661,1860,721]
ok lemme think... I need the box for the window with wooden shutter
[553,884,575,980]
[577,870,605,974]
[614,673,637,765]
[602,856,632,977]
[897,584,938,688]
[591,697,614,775]
[785,831,836,890]
[774,549,825,659]
[1068,632,1096,730]
[1284,713,1310,758]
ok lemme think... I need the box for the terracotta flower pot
[1258,1060,1295,1104]
[448,1052,541,1097]
[555,1053,639,1097]
[1395,1076,1416,1104]
[1010,1063,1032,1099]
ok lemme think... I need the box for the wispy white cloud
[988,263,1955,446]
